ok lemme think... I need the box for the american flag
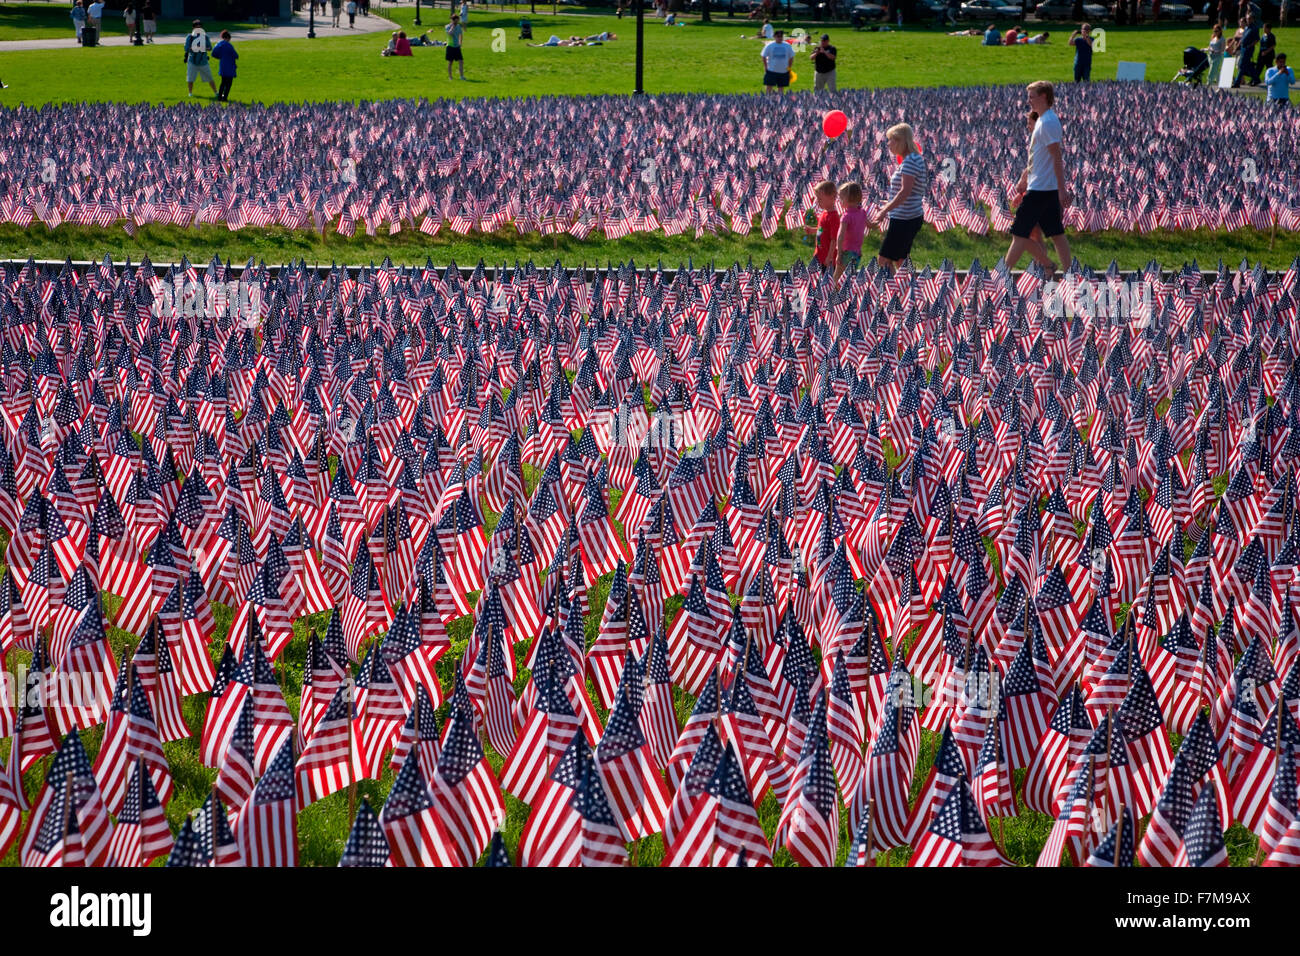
[663,740,771,867]
[380,745,459,867]
[296,683,365,807]
[775,691,840,867]
[594,653,671,840]
[910,777,1011,867]
[428,681,506,866]
[1086,806,1136,867]
[107,758,173,867]
[339,798,392,867]
[235,738,298,867]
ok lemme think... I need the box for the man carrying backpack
[184,20,218,98]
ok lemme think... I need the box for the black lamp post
[132,5,143,44]
[308,0,316,36]
[634,0,644,93]
[701,0,710,21]
[414,0,421,23]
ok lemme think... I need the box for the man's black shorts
[763,69,790,87]
[1011,189,1065,239]
[446,46,463,60]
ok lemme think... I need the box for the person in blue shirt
[1069,23,1093,81]
[1266,52,1294,105]
[212,31,238,102]
[761,29,795,93]
[983,23,1001,44]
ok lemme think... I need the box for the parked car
[1138,0,1193,16]
[1032,0,1109,18]
[960,0,1023,18]
[851,1,889,24]
[913,0,951,19]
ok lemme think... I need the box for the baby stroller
[519,18,533,40]
[1173,46,1210,84]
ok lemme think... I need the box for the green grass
[1,16,1293,105]
[1,221,1293,271]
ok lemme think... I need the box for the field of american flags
[0,84,1297,259]
[0,252,1294,867]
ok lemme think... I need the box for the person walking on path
[1005,81,1073,273]
[346,0,357,27]
[184,20,218,98]
[331,0,342,27]
[212,30,238,102]
[1069,23,1093,81]
[446,14,465,79]
[811,33,837,91]
[141,3,156,42]
[70,1,86,43]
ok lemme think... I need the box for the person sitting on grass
[381,30,412,55]
[983,23,1001,44]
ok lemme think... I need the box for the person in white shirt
[459,0,469,22]
[1005,80,1073,273]
[761,29,794,93]
[762,18,774,38]
[87,0,104,33]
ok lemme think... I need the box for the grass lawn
[0,16,1290,105]
[0,221,1293,270]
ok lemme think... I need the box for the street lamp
[308,0,316,37]
[702,0,710,21]
[415,0,421,24]
[634,0,644,93]
[132,4,143,44]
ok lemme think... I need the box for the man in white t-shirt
[761,18,774,38]
[87,0,105,33]
[1005,80,1073,274]
[761,29,794,93]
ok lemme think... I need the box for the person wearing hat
[184,19,218,97]
[811,33,837,92]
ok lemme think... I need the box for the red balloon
[822,110,848,139]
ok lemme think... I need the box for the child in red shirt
[804,179,840,271]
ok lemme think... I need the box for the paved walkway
[0,12,400,51]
